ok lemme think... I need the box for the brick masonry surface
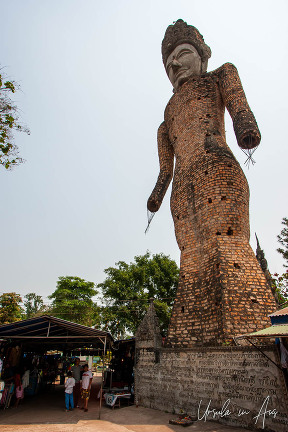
[134,345,288,432]
[148,63,277,346]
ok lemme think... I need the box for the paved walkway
[0,379,252,432]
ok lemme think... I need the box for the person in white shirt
[80,364,93,412]
[64,371,75,411]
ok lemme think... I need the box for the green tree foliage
[24,293,46,318]
[48,276,99,326]
[272,271,288,302]
[98,252,179,338]
[0,68,30,169]
[277,217,288,267]
[0,292,24,324]
[272,217,288,304]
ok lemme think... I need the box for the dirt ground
[0,378,252,432]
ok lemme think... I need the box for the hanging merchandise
[280,338,288,368]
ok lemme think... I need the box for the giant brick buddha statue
[147,19,276,346]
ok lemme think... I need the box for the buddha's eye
[177,50,193,58]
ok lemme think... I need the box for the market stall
[0,315,113,417]
[236,312,288,390]
[102,338,135,408]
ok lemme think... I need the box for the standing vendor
[71,358,81,408]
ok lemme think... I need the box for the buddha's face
[166,43,202,91]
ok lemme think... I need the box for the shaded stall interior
[103,338,135,408]
[104,338,135,390]
[0,315,113,412]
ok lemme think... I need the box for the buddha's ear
[201,59,208,73]
[165,68,174,89]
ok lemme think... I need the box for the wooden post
[98,336,107,419]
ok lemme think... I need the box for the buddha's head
[162,20,211,91]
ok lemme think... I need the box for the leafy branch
[0,68,30,169]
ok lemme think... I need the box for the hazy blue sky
[1,0,287,307]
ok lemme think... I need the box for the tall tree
[273,217,288,303]
[0,68,30,169]
[0,292,24,324]
[98,252,179,338]
[277,217,288,267]
[24,293,46,318]
[48,276,99,326]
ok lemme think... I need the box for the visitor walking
[64,371,75,412]
[80,364,93,412]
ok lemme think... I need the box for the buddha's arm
[147,121,174,212]
[218,62,261,150]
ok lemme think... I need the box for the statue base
[134,344,288,432]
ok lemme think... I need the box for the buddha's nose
[171,59,182,70]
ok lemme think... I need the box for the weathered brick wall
[149,63,277,346]
[168,237,276,347]
[135,346,288,432]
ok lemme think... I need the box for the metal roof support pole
[98,335,107,420]
[245,337,282,371]
[109,342,113,392]
[47,320,51,337]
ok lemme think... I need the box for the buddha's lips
[175,69,188,80]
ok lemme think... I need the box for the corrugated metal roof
[0,315,113,346]
[238,324,288,338]
[269,307,288,317]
